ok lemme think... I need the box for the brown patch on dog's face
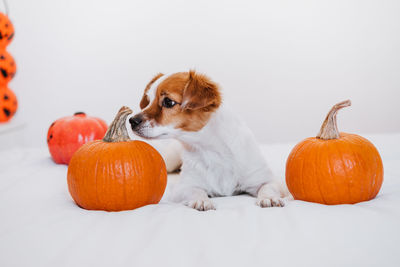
[133,70,221,137]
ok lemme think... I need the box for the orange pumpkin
[0,50,16,85]
[0,86,17,122]
[47,112,108,165]
[0,13,14,49]
[286,100,383,205]
[67,106,167,211]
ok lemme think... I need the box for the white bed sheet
[1,133,399,267]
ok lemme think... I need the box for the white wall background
[5,0,400,146]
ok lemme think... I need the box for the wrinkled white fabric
[0,134,399,267]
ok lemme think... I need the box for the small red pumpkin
[0,50,15,85]
[0,86,17,122]
[47,112,108,164]
[0,13,14,49]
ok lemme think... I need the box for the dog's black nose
[129,114,143,128]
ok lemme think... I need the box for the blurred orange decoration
[0,10,16,123]
[0,86,16,121]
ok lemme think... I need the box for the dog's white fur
[134,73,289,211]
[171,105,287,210]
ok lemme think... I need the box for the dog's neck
[176,105,238,153]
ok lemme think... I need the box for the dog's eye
[162,97,177,108]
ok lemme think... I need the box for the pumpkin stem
[103,106,133,142]
[317,100,351,140]
[74,112,86,116]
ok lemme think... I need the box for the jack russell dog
[130,70,289,211]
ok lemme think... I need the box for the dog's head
[130,70,221,139]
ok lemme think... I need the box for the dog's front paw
[257,197,285,208]
[187,199,215,211]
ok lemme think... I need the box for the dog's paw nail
[257,197,285,208]
[271,197,285,207]
[188,199,215,211]
[257,198,272,207]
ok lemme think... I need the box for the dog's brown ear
[140,95,150,110]
[140,73,164,109]
[181,70,221,110]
